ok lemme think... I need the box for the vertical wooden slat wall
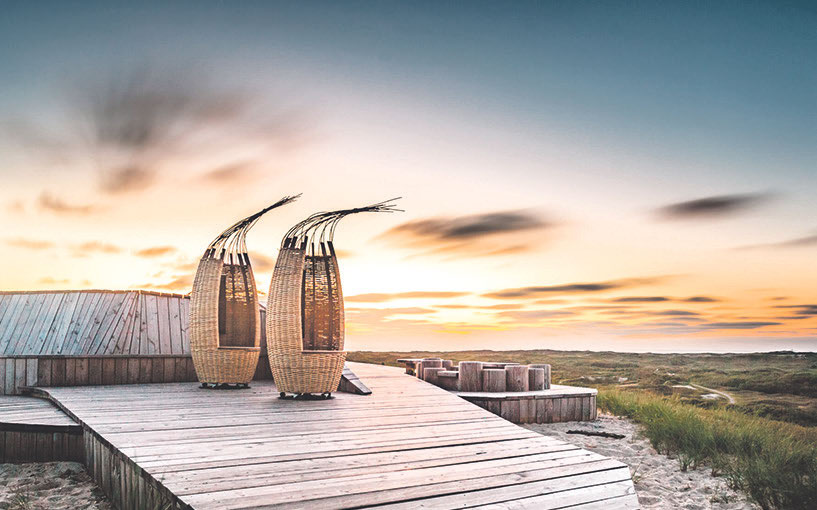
[466,394,597,424]
[85,432,185,510]
[0,428,83,463]
[0,356,204,394]
[0,290,271,393]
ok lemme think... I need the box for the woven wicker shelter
[190,196,298,387]
[267,199,400,397]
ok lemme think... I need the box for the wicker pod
[190,196,298,386]
[267,199,401,396]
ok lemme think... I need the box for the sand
[525,414,758,509]
[0,462,111,510]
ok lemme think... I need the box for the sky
[1,1,815,352]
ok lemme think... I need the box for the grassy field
[347,349,817,510]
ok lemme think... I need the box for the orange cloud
[134,246,178,258]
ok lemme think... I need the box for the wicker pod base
[200,383,251,390]
[269,352,347,395]
[192,348,260,385]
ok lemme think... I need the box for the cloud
[739,232,817,250]
[496,310,575,321]
[200,161,257,184]
[703,321,781,330]
[435,303,524,311]
[609,295,719,304]
[651,310,700,317]
[657,192,772,219]
[77,66,253,193]
[379,210,552,257]
[248,251,276,272]
[774,304,817,316]
[612,296,669,303]
[684,296,720,303]
[38,277,69,284]
[6,238,55,250]
[134,246,178,258]
[38,192,96,214]
[7,63,313,195]
[72,241,122,255]
[6,201,25,214]
[345,307,438,327]
[139,274,193,292]
[346,291,469,303]
[482,277,664,299]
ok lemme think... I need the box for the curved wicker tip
[283,197,403,247]
[206,194,301,257]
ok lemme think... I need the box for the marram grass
[598,388,817,510]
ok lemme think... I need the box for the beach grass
[598,388,817,510]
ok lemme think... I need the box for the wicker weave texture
[189,197,297,385]
[267,246,347,394]
[190,256,262,384]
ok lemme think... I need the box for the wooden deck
[34,362,638,509]
[0,395,77,427]
[0,395,83,463]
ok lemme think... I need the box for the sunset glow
[1,1,815,352]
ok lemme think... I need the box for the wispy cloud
[6,201,25,214]
[200,161,257,184]
[6,238,55,250]
[496,309,575,321]
[38,192,96,214]
[346,291,469,303]
[134,246,178,258]
[738,231,817,250]
[379,210,552,257]
[137,274,193,292]
[71,241,122,256]
[684,296,720,303]
[774,304,817,316]
[482,277,664,299]
[6,63,314,195]
[612,296,669,303]
[702,321,781,330]
[38,276,70,285]
[650,310,700,317]
[248,251,276,272]
[656,192,772,219]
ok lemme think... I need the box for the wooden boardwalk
[0,395,83,463]
[35,362,638,509]
[0,395,77,427]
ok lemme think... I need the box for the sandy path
[525,414,757,509]
[0,462,111,510]
[690,383,736,404]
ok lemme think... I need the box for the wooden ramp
[33,362,638,509]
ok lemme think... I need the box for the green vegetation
[599,388,817,510]
[348,349,817,509]
[348,349,817,426]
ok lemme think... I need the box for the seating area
[399,358,598,424]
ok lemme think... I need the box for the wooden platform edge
[21,386,190,510]
[0,394,84,463]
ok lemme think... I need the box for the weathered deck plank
[35,362,637,509]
